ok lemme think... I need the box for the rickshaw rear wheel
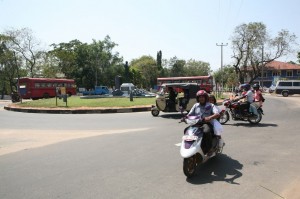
[151,110,160,117]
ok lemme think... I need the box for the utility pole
[95,52,99,86]
[216,43,228,90]
[261,45,264,88]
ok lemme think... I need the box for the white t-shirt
[244,90,254,103]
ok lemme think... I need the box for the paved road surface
[0,94,300,199]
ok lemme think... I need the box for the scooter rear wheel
[183,156,196,178]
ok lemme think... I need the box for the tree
[213,65,238,89]
[231,22,297,84]
[130,55,158,88]
[50,39,85,80]
[0,34,26,96]
[4,28,44,77]
[168,56,186,77]
[49,36,123,89]
[297,52,300,64]
[184,59,211,76]
[89,36,123,87]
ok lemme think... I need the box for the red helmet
[196,90,208,102]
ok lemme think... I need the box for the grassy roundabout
[17,96,156,108]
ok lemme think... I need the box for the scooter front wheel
[151,109,160,117]
[183,156,197,178]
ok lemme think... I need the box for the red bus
[157,76,214,93]
[18,78,77,99]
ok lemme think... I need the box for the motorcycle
[11,92,21,103]
[180,114,225,178]
[219,99,263,125]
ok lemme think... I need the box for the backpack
[260,94,265,102]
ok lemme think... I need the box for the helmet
[253,83,260,89]
[196,90,208,102]
[241,84,251,91]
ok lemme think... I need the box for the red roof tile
[266,61,300,70]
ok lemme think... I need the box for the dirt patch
[0,128,149,156]
[280,178,300,199]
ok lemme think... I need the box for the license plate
[182,135,198,141]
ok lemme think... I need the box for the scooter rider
[187,90,224,149]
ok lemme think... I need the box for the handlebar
[179,116,207,125]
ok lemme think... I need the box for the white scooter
[180,115,225,178]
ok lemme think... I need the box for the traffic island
[4,104,152,114]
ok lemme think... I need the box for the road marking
[259,185,285,199]
[175,143,181,147]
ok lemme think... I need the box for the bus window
[19,84,26,88]
[35,83,40,88]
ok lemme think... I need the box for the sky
[1,0,300,71]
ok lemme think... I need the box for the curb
[4,105,152,114]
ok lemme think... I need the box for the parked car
[120,83,136,96]
[274,80,300,97]
[268,85,276,93]
[82,86,109,95]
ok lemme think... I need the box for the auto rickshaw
[151,83,201,116]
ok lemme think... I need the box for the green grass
[18,96,156,108]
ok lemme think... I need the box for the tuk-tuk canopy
[160,83,201,98]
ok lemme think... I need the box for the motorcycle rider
[187,90,224,150]
[253,83,264,106]
[236,84,254,116]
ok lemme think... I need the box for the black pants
[239,102,250,114]
[202,123,212,134]
[201,123,213,153]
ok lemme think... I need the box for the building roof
[266,61,300,70]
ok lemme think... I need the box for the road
[0,95,300,199]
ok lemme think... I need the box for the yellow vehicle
[151,83,201,117]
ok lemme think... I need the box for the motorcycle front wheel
[219,111,230,124]
[183,156,197,178]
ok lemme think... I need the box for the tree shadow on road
[186,154,243,185]
[159,113,184,120]
[223,122,278,128]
